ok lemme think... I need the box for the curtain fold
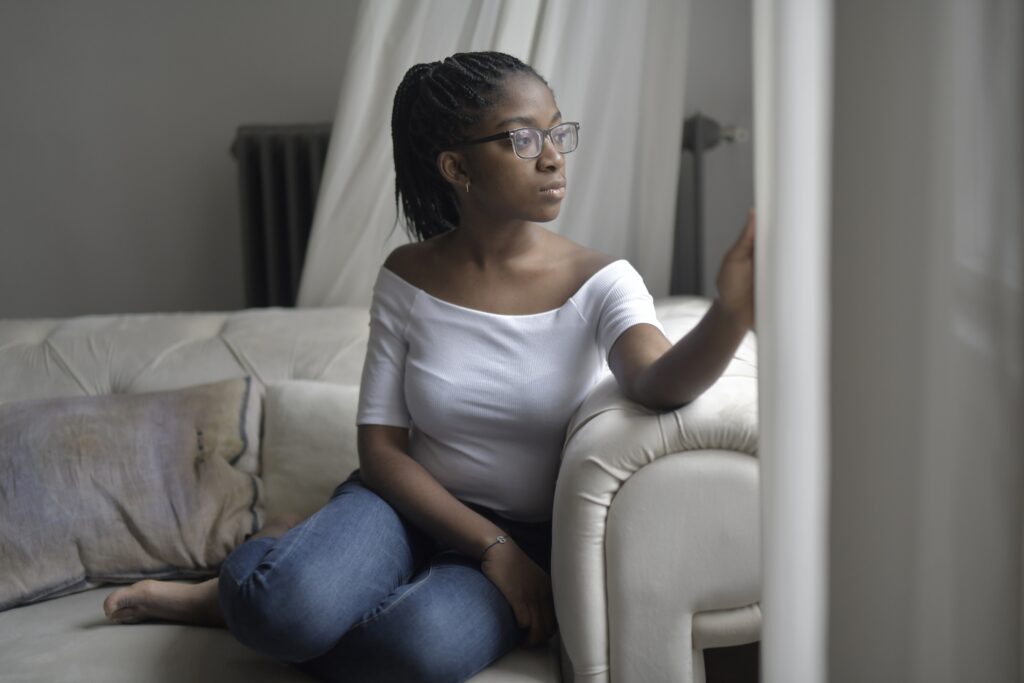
[754,0,832,681]
[297,0,690,309]
[827,1,1023,681]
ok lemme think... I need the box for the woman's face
[446,73,568,225]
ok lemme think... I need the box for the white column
[753,1,833,682]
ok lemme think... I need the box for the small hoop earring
[465,180,471,193]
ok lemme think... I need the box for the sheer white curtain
[756,0,1023,681]
[753,0,832,681]
[827,1,1023,681]
[297,0,690,308]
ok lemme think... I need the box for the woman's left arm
[609,210,756,411]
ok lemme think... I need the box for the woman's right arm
[357,424,556,647]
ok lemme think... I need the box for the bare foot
[102,514,305,626]
[103,577,224,627]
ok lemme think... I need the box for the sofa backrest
[0,297,731,406]
[0,307,370,406]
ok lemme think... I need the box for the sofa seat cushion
[0,585,563,682]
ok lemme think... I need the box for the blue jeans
[217,470,554,683]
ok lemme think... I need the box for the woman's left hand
[715,208,756,331]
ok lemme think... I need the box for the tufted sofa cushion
[0,300,727,404]
[0,307,371,406]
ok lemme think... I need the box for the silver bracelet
[480,535,509,560]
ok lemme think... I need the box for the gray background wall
[0,0,359,318]
[0,0,752,319]
[674,0,755,296]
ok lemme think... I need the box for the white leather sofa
[0,296,759,683]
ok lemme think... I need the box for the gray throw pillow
[0,377,263,611]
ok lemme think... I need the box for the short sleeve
[595,262,666,362]
[356,269,414,428]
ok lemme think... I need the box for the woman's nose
[536,134,564,169]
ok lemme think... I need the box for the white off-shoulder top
[355,259,666,522]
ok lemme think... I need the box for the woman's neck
[448,218,544,271]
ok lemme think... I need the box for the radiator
[231,123,331,307]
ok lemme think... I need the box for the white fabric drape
[753,0,832,681]
[297,0,690,309]
[758,0,1023,681]
[827,1,1023,681]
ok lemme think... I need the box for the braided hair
[391,51,548,241]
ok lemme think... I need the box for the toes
[103,581,151,622]
[103,588,129,619]
[109,607,144,624]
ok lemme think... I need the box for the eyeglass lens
[511,123,578,159]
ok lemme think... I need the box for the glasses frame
[460,121,581,160]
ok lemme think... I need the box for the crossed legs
[103,477,529,682]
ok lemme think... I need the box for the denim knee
[216,482,427,664]
[359,607,521,683]
[218,539,343,662]
[313,556,523,683]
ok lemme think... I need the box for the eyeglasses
[461,121,580,160]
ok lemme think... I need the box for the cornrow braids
[391,51,548,241]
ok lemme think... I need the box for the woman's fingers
[730,208,756,256]
[511,598,530,630]
[538,597,556,646]
[483,544,556,648]
[526,603,543,646]
[523,587,556,647]
[528,603,552,647]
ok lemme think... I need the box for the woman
[103,51,755,682]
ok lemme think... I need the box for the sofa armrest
[551,319,758,683]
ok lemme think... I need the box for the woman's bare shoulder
[381,242,420,277]
[545,232,618,280]
[381,236,446,287]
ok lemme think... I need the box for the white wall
[0,0,359,318]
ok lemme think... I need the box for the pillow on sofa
[0,377,263,612]
[261,381,360,520]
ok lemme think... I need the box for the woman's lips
[540,181,566,199]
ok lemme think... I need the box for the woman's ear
[437,150,470,190]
